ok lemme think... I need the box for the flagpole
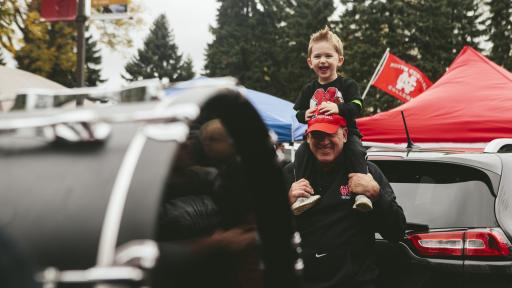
[290,116,296,162]
[362,48,390,99]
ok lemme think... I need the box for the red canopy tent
[357,46,512,145]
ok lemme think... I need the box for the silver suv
[367,140,512,288]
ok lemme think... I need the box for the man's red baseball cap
[307,112,347,134]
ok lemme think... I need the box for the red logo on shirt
[339,185,350,199]
[310,87,344,108]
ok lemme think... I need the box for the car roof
[367,147,504,175]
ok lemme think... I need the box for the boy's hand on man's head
[305,107,316,120]
[318,102,339,115]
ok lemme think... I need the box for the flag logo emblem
[339,185,350,200]
[371,52,432,102]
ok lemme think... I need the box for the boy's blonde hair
[308,26,344,57]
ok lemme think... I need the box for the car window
[373,160,498,229]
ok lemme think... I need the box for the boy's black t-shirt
[294,76,363,136]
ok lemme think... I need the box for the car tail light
[464,228,511,257]
[407,228,512,259]
[408,231,464,257]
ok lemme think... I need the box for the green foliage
[336,0,401,114]
[42,22,78,87]
[7,1,104,87]
[180,56,196,81]
[242,0,286,97]
[123,14,195,82]
[0,0,19,54]
[204,0,255,83]
[336,0,485,114]
[44,26,105,87]
[15,15,104,87]
[84,31,105,86]
[407,0,485,79]
[15,9,59,78]
[205,0,498,115]
[205,0,334,101]
[486,0,512,70]
[3,0,506,114]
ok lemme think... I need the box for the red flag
[372,53,432,102]
[40,0,77,22]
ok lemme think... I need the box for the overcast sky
[98,0,220,87]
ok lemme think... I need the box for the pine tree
[204,0,336,101]
[242,0,289,97]
[256,0,295,98]
[486,0,512,70]
[179,56,195,80]
[43,22,79,87]
[204,0,291,98]
[45,25,105,87]
[46,27,106,87]
[123,14,194,82]
[13,2,105,87]
[411,0,484,80]
[204,0,255,83]
[84,30,105,86]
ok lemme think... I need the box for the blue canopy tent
[165,78,306,142]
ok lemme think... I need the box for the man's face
[306,127,347,164]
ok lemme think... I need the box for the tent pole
[362,48,390,99]
[290,143,295,162]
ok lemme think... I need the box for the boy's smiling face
[307,40,344,84]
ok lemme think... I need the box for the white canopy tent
[0,66,69,111]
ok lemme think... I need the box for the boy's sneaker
[292,195,321,215]
[353,195,373,212]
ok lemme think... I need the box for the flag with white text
[372,53,433,102]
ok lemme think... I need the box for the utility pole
[75,0,87,106]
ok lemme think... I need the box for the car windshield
[373,160,498,229]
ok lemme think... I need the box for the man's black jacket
[284,145,406,288]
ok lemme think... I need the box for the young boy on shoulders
[292,26,371,214]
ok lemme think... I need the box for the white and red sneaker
[292,195,321,215]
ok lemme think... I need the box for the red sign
[40,0,77,22]
[372,53,433,102]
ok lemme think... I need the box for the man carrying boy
[292,26,371,214]
[284,111,406,288]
